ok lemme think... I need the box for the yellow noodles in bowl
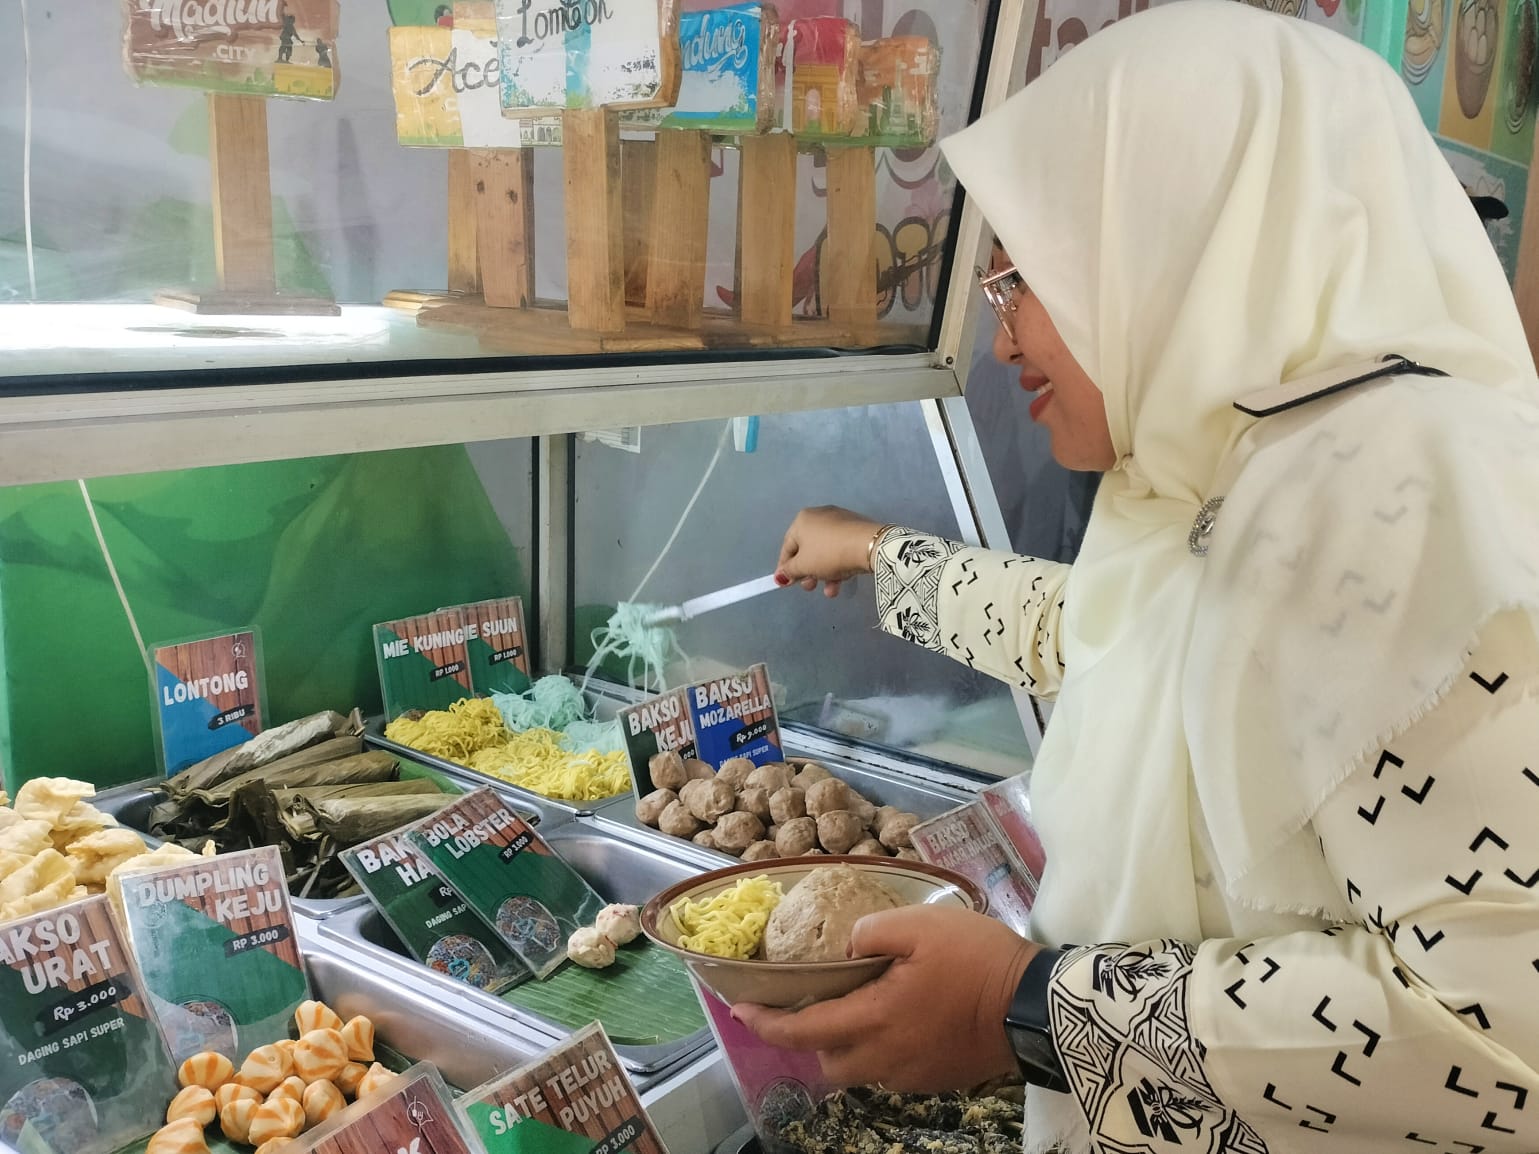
[670,875,784,960]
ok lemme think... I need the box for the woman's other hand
[732,906,1038,1092]
[776,506,886,598]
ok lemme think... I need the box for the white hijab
[942,4,1539,1148]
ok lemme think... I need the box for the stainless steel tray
[295,918,543,1090]
[364,715,632,817]
[590,743,976,864]
[317,817,719,1078]
[714,1123,758,1154]
[90,775,562,921]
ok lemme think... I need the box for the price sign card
[0,896,178,1154]
[374,610,476,719]
[459,1021,668,1154]
[150,629,265,776]
[294,1063,484,1154]
[494,0,682,114]
[910,803,1035,935]
[116,845,308,1063]
[408,790,605,979]
[620,665,781,794]
[690,977,831,1153]
[980,775,1046,885]
[455,596,533,696]
[341,829,528,996]
[122,0,341,100]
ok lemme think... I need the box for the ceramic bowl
[641,855,987,1010]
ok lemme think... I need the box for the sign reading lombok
[122,0,341,99]
[493,0,682,114]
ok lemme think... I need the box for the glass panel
[571,403,1035,779]
[0,1,988,383]
[0,439,534,793]
[961,309,1097,564]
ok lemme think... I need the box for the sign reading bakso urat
[123,0,341,99]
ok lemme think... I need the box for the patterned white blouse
[874,528,1539,1154]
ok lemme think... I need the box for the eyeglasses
[976,264,1024,337]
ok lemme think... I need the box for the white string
[79,480,152,674]
[19,0,38,300]
[627,421,733,603]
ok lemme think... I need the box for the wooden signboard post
[123,0,342,315]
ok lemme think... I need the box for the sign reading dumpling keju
[123,0,341,99]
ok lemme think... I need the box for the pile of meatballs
[634,753,921,862]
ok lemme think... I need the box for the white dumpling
[567,927,617,969]
[594,904,642,946]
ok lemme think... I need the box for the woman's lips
[1021,375,1053,421]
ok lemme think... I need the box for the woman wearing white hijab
[740,3,1539,1151]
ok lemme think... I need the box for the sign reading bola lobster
[122,0,342,100]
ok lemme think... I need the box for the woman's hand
[776,506,886,598]
[732,906,1038,1092]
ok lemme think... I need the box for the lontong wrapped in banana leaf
[147,712,460,899]
[165,709,365,797]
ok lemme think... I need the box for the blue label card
[150,630,265,776]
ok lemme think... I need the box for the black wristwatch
[1003,947,1070,1092]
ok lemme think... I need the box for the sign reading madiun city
[123,0,342,99]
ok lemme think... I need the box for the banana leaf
[289,793,450,845]
[180,750,399,808]
[166,710,361,796]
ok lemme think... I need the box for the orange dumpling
[166,1085,216,1128]
[248,1097,306,1145]
[177,1052,233,1091]
[302,1080,346,1127]
[292,1028,349,1083]
[239,1043,294,1094]
[294,999,344,1035]
[339,1015,375,1063]
[146,1119,211,1154]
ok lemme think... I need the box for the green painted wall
[0,446,525,793]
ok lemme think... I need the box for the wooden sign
[407,790,605,980]
[122,0,341,99]
[661,3,782,134]
[294,1064,481,1154]
[494,0,682,115]
[151,630,264,776]
[781,17,860,137]
[0,896,179,1154]
[390,3,560,147]
[115,846,308,1064]
[856,36,942,147]
[340,829,529,995]
[458,1022,669,1154]
[455,596,533,695]
[373,610,476,720]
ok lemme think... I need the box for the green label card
[457,597,533,696]
[374,610,476,720]
[0,896,178,1154]
[341,830,528,995]
[408,790,605,980]
[459,1022,669,1154]
[293,1063,483,1154]
[116,846,309,1064]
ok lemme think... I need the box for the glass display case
[1,0,1001,383]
